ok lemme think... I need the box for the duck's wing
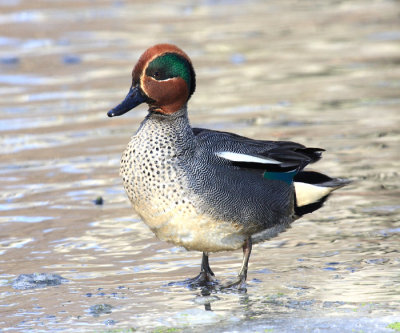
[193,128,350,223]
[193,127,324,172]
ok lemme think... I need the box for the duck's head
[107,44,196,117]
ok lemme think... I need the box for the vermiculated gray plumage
[119,107,345,252]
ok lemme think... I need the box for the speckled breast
[119,117,246,252]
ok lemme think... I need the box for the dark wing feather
[193,127,324,172]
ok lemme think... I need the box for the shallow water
[0,0,399,332]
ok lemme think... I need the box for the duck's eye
[146,63,169,80]
[149,69,164,80]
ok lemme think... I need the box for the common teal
[107,44,349,289]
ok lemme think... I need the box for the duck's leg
[201,252,215,277]
[186,252,216,287]
[238,237,252,282]
[222,237,252,290]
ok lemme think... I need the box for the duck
[107,43,350,289]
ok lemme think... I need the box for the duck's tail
[293,171,351,217]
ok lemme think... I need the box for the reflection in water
[0,0,399,331]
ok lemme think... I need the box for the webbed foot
[185,270,217,288]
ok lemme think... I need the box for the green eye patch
[146,53,194,94]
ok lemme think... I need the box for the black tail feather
[294,194,330,217]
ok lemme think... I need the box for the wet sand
[0,0,399,332]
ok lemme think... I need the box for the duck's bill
[107,86,146,117]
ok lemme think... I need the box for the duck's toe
[219,275,247,292]
[186,271,217,288]
[167,271,217,289]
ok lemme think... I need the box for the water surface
[0,0,399,332]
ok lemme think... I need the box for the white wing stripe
[215,152,281,165]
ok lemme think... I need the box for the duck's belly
[132,196,246,252]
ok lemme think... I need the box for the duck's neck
[137,104,196,154]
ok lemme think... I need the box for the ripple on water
[0,10,45,24]
[0,215,53,223]
[0,36,19,46]
[0,201,49,211]
[0,56,19,64]
[0,237,34,255]
[0,74,49,85]
[368,30,400,41]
